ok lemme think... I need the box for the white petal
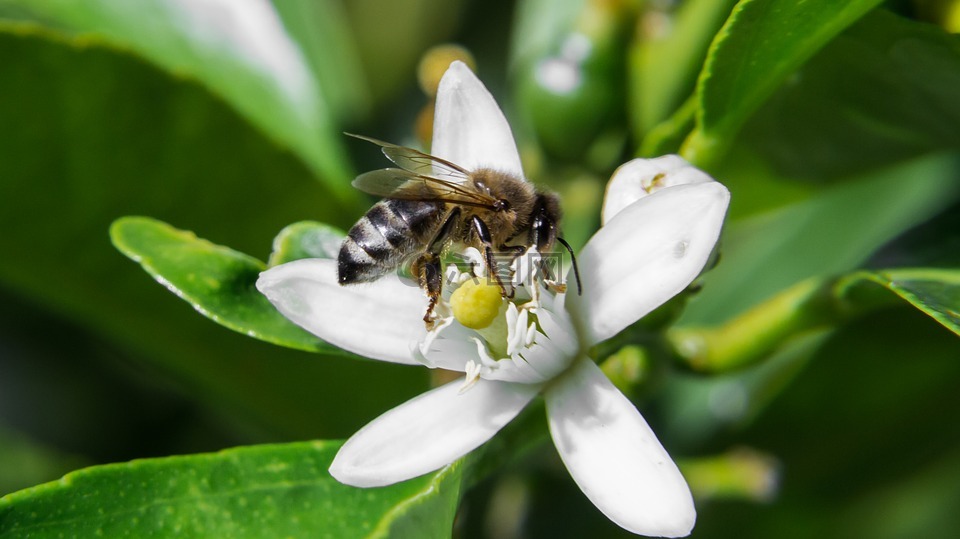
[602,156,715,225]
[257,259,426,364]
[418,331,481,371]
[568,182,730,345]
[330,378,540,487]
[432,61,525,178]
[487,306,577,383]
[482,357,548,384]
[546,359,695,537]
[476,301,580,384]
[535,304,579,360]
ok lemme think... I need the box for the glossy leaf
[629,0,737,136]
[0,29,425,439]
[867,200,960,269]
[743,9,960,179]
[685,0,883,167]
[0,0,354,195]
[111,216,345,354]
[841,268,960,337]
[681,155,960,325]
[268,221,345,267]
[0,425,88,497]
[271,0,370,123]
[688,308,960,538]
[341,0,465,104]
[0,441,463,538]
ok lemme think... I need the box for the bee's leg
[470,216,513,298]
[412,252,443,328]
[417,208,462,328]
[501,244,527,263]
[497,244,528,286]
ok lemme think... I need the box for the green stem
[668,275,899,372]
[679,127,726,172]
[678,447,780,502]
[639,96,698,157]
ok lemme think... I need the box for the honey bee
[338,134,581,327]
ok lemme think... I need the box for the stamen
[414,251,576,386]
[418,312,454,358]
[459,360,482,393]
[506,303,527,356]
[525,323,538,347]
[470,337,499,367]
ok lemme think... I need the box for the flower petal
[257,258,426,364]
[484,304,579,384]
[417,329,480,371]
[330,378,540,487]
[602,156,715,225]
[545,359,695,537]
[568,182,730,345]
[432,61,525,178]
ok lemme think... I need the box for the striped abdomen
[338,199,445,284]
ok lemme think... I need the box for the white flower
[256,61,729,538]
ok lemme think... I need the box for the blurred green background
[1,0,959,537]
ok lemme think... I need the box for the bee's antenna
[556,237,582,295]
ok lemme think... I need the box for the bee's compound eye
[495,199,510,211]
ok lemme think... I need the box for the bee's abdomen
[338,199,443,284]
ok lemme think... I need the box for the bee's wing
[352,169,499,209]
[346,133,470,181]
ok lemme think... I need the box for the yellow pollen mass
[450,279,503,329]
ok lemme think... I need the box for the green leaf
[841,268,960,337]
[0,0,354,195]
[629,0,737,136]
[685,308,960,538]
[682,154,960,325]
[341,0,466,104]
[743,9,960,179]
[638,95,697,157]
[0,28,424,439]
[111,216,344,355]
[0,442,463,538]
[684,0,883,168]
[271,0,370,123]
[0,425,88,497]
[866,199,960,269]
[268,221,345,267]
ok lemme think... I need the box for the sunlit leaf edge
[842,268,960,337]
[0,440,464,539]
[268,220,345,267]
[369,458,465,539]
[109,216,351,356]
[686,0,884,166]
[0,12,355,201]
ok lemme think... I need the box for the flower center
[449,278,503,329]
[414,248,580,387]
